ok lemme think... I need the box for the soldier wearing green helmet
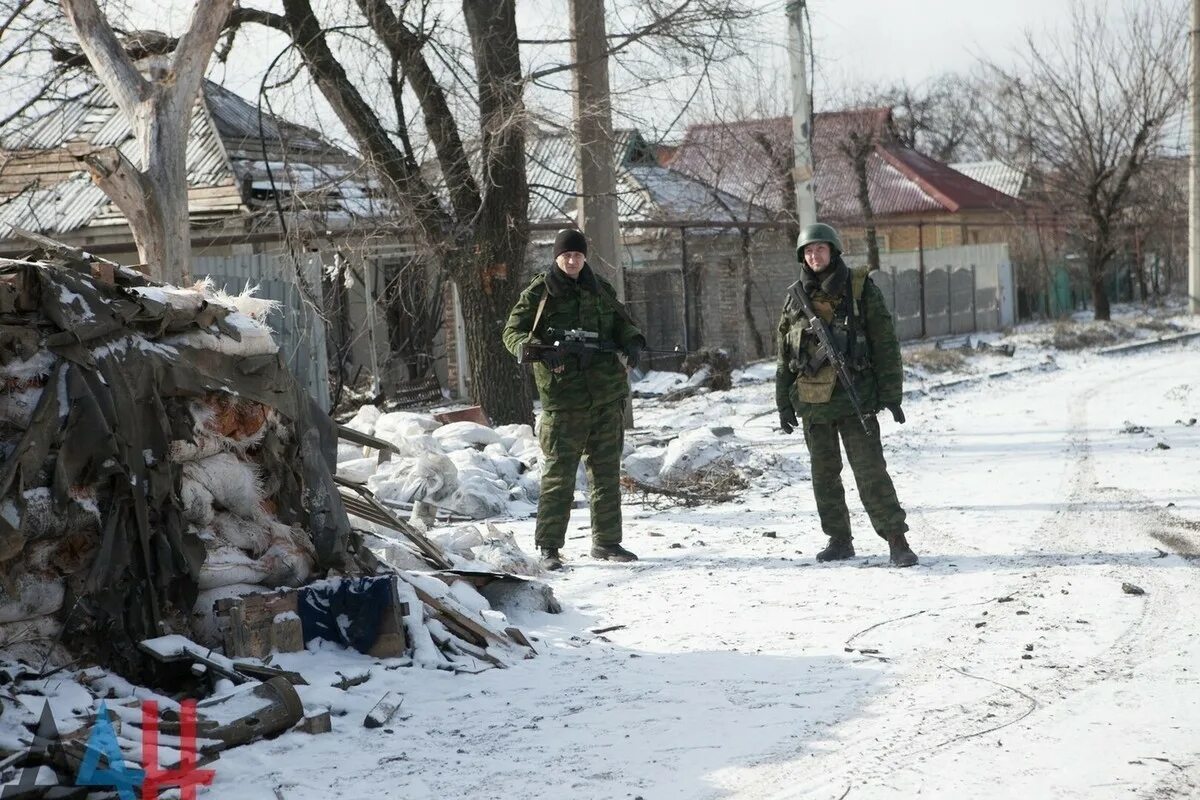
[775,222,918,567]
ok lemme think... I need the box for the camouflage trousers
[534,399,625,549]
[802,413,908,542]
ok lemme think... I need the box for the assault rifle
[787,283,872,435]
[518,328,684,368]
[518,328,617,367]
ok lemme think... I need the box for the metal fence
[858,243,1015,340]
[193,253,330,411]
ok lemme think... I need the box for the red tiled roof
[669,111,1020,221]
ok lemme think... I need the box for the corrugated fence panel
[193,253,331,412]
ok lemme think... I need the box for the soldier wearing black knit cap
[502,229,646,570]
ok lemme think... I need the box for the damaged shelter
[0,251,356,676]
[0,248,541,788]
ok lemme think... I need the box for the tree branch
[169,0,237,115]
[355,0,480,222]
[60,0,147,118]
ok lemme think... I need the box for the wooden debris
[332,670,372,691]
[137,636,252,685]
[214,590,303,660]
[335,478,454,569]
[300,710,332,735]
[504,626,535,651]
[368,584,410,659]
[396,573,519,653]
[432,405,489,426]
[363,692,403,729]
[589,624,626,635]
[232,661,308,686]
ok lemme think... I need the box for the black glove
[542,351,563,371]
[779,406,798,434]
[623,342,643,371]
[885,403,905,424]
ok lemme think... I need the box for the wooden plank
[395,572,514,652]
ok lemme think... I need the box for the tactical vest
[788,265,872,405]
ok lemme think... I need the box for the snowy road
[220,342,1200,800]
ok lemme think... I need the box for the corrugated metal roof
[949,160,1026,199]
[1,79,376,237]
[0,172,109,235]
[669,112,1020,220]
[203,81,332,155]
[524,128,766,224]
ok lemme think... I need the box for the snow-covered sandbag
[518,467,542,502]
[367,453,458,505]
[375,411,440,444]
[198,546,270,590]
[180,478,216,527]
[337,443,365,464]
[631,370,687,396]
[472,524,543,576]
[482,443,525,483]
[624,445,666,484]
[432,421,501,448]
[336,457,378,485]
[432,525,487,555]
[659,428,732,481]
[208,511,272,556]
[345,403,382,436]
[447,580,491,614]
[16,486,101,539]
[443,474,511,519]
[495,423,535,451]
[163,312,277,357]
[182,453,266,521]
[0,572,65,624]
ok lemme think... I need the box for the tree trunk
[739,228,765,358]
[852,146,881,272]
[453,251,533,426]
[1088,254,1112,320]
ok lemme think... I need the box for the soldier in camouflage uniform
[776,223,918,567]
[503,229,646,571]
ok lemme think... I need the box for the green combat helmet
[796,222,843,261]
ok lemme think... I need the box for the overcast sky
[74,0,1114,141]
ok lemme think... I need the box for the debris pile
[0,254,546,790]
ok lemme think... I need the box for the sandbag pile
[0,255,355,676]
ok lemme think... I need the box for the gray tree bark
[60,0,234,284]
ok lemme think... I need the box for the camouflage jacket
[503,263,645,412]
[775,260,903,423]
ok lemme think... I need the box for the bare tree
[882,74,983,163]
[56,0,234,284]
[976,0,1186,320]
[0,0,93,138]
[226,0,757,424]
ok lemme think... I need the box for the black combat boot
[816,538,856,562]
[590,543,638,562]
[539,547,563,571]
[887,533,918,567]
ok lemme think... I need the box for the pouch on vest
[794,362,837,404]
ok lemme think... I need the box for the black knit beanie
[553,228,588,258]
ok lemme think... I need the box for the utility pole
[570,0,624,300]
[571,0,633,426]
[786,0,818,231]
[1190,0,1200,313]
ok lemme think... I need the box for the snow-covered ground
[211,310,1200,799]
